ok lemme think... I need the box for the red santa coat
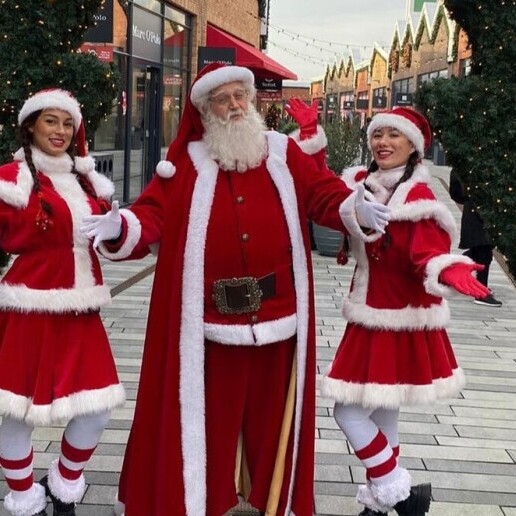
[102,131,351,515]
[0,147,125,425]
[321,164,471,409]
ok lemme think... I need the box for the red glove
[439,262,490,298]
[284,98,318,140]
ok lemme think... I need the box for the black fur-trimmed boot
[358,508,388,516]
[393,483,432,516]
[40,475,76,516]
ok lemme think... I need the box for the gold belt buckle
[212,276,262,314]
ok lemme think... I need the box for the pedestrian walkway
[0,161,515,515]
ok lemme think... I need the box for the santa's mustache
[218,108,246,126]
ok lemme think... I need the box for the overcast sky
[266,1,408,82]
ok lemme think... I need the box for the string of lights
[267,21,390,52]
[267,40,346,66]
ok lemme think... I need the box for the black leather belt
[212,272,276,315]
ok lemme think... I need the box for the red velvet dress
[322,165,469,409]
[0,147,125,426]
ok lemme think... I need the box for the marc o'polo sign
[132,7,162,62]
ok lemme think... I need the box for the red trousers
[204,337,296,515]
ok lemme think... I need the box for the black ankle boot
[393,483,432,516]
[358,508,388,516]
[39,476,76,516]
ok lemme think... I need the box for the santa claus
[81,62,390,516]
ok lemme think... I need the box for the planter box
[312,223,344,257]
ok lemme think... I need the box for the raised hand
[354,184,390,234]
[439,262,491,298]
[81,200,122,248]
[284,98,318,140]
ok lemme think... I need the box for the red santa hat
[156,62,255,178]
[18,88,91,161]
[367,107,432,158]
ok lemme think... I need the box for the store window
[162,9,191,151]
[417,69,448,86]
[134,0,160,14]
[391,77,414,107]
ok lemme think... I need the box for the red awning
[206,25,297,81]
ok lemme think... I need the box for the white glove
[81,200,122,248]
[354,184,390,234]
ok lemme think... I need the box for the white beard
[202,104,267,172]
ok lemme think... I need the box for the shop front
[90,0,192,203]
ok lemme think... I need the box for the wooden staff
[265,354,297,516]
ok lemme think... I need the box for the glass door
[129,63,161,200]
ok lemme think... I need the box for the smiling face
[370,126,416,170]
[29,108,74,157]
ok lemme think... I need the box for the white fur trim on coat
[341,165,368,188]
[47,458,86,504]
[0,284,111,313]
[0,161,34,208]
[176,132,310,515]
[4,482,47,516]
[97,209,142,260]
[83,168,115,199]
[320,367,465,408]
[339,190,383,242]
[74,155,96,174]
[204,314,297,345]
[424,253,475,298]
[0,383,125,426]
[342,298,450,330]
[289,125,327,155]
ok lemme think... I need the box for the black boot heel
[39,476,76,516]
[394,483,432,515]
[358,508,388,515]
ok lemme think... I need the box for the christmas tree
[265,103,282,130]
[416,0,516,276]
[0,0,120,162]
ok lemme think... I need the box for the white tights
[0,411,110,510]
[333,403,400,453]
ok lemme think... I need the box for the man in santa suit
[81,63,390,516]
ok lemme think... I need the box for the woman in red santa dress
[0,89,125,516]
[320,108,490,516]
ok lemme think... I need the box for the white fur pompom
[74,155,96,174]
[156,160,176,178]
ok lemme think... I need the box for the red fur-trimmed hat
[18,88,89,159]
[367,107,432,158]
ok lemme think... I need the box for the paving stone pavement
[1,161,515,515]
